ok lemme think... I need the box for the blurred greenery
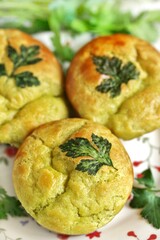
[0,0,160,62]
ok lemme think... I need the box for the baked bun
[13,118,133,235]
[0,29,68,146]
[66,34,160,139]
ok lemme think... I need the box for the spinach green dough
[13,118,133,235]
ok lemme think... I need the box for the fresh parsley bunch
[0,0,160,61]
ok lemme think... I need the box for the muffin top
[66,34,160,139]
[0,29,68,145]
[13,118,133,235]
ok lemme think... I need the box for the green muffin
[13,118,133,235]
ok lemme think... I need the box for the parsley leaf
[0,64,7,76]
[130,187,160,229]
[75,159,105,175]
[59,133,117,175]
[141,196,160,229]
[135,168,155,188]
[130,187,151,208]
[14,71,40,88]
[8,45,20,68]
[0,187,27,219]
[19,45,42,65]
[92,55,140,97]
[130,168,160,229]
[2,44,42,88]
[8,45,42,68]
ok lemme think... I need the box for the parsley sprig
[130,169,160,229]
[0,187,27,219]
[59,133,117,175]
[0,44,42,88]
[92,55,140,97]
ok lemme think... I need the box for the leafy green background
[0,0,160,61]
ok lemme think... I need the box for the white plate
[1,9,160,239]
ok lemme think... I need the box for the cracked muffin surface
[13,118,133,235]
[0,29,68,146]
[66,34,160,139]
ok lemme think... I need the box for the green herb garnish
[92,55,140,97]
[14,71,40,88]
[1,44,42,88]
[130,169,160,229]
[0,187,27,219]
[59,133,117,175]
[8,45,42,67]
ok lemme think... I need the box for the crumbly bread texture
[13,118,133,235]
[0,29,68,146]
[66,34,160,139]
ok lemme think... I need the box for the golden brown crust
[13,118,133,235]
[0,29,69,145]
[66,34,160,139]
